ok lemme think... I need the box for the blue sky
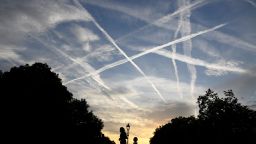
[1,0,256,143]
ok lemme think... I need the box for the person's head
[120,127,125,133]
[133,137,138,142]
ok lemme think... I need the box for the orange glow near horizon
[103,118,170,144]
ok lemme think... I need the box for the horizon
[1,0,256,144]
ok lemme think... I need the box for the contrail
[73,0,167,103]
[130,24,226,59]
[29,34,112,93]
[64,58,128,85]
[170,0,185,99]
[56,0,207,72]
[48,30,112,90]
[246,0,256,8]
[64,24,228,84]
[115,0,207,42]
[85,0,207,34]
[53,45,111,91]
[179,0,197,115]
[86,0,256,54]
[151,49,246,73]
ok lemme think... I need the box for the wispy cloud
[70,25,100,42]
[89,75,207,144]
[0,45,25,62]
[0,0,91,47]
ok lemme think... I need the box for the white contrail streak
[82,0,256,53]
[152,49,246,73]
[30,34,111,91]
[48,30,111,90]
[130,24,226,59]
[246,0,256,8]
[170,0,185,99]
[56,0,207,72]
[171,25,183,98]
[73,0,166,103]
[85,0,207,34]
[64,24,229,84]
[116,0,207,42]
[178,0,197,114]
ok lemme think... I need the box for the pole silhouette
[126,123,130,144]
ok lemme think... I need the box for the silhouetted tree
[150,89,256,144]
[0,63,113,143]
[100,134,116,144]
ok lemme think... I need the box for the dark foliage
[150,89,256,144]
[100,134,116,144]
[0,63,115,144]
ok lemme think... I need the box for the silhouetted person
[119,127,127,144]
[133,137,138,144]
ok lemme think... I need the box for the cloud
[193,39,222,58]
[205,69,228,76]
[70,25,99,42]
[0,0,91,46]
[147,101,196,122]
[213,67,256,105]
[204,60,243,76]
[0,44,25,61]
[75,75,206,144]
[85,44,121,62]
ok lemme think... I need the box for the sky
[1,0,256,143]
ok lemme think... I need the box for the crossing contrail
[115,0,207,42]
[170,0,185,99]
[73,0,167,103]
[48,30,112,91]
[64,23,228,85]
[56,0,207,72]
[29,34,112,96]
[177,0,197,114]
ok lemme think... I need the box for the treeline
[150,89,256,144]
[1,63,256,144]
[0,63,115,144]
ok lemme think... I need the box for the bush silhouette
[150,89,256,144]
[0,63,115,144]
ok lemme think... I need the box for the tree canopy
[150,89,256,144]
[0,63,115,144]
